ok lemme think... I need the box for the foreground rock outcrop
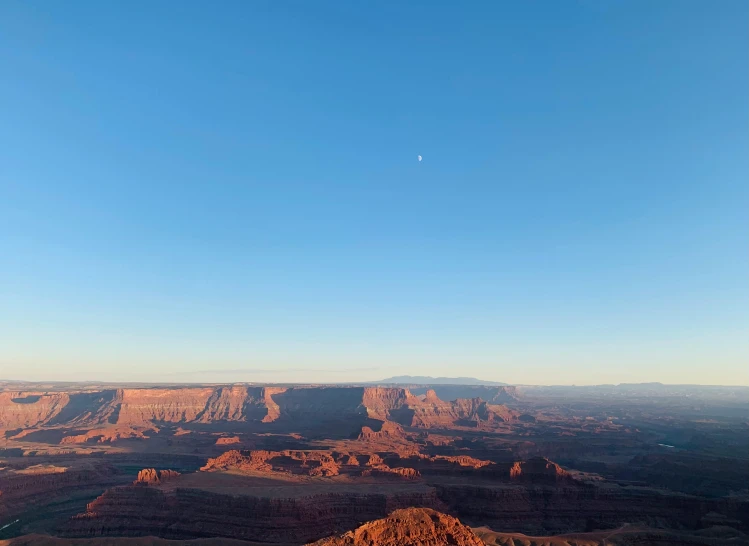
[436,482,749,534]
[306,507,484,546]
[63,484,444,543]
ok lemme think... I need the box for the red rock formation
[306,507,484,546]
[366,454,384,466]
[60,426,155,444]
[423,454,493,469]
[215,436,241,445]
[361,388,421,420]
[357,421,406,441]
[0,385,517,432]
[309,460,340,477]
[372,453,578,484]
[344,455,360,466]
[362,467,421,480]
[0,392,70,429]
[201,450,276,472]
[116,388,215,424]
[260,387,287,422]
[201,449,342,477]
[135,468,181,485]
[509,457,570,482]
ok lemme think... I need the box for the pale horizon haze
[1,1,747,386]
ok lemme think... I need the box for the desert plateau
[0,380,746,545]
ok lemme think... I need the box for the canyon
[1,381,747,545]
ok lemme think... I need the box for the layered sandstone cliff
[0,392,72,429]
[0,386,519,432]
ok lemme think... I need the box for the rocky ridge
[306,507,484,546]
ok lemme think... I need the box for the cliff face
[0,386,519,431]
[435,482,749,534]
[197,386,269,422]
[360,388,518,428]
[306,507,484,546]
[361,388,420,420]
[0,392,71,429]
[63,484,444,543]
[117,388,216,424]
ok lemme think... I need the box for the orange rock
[135,468,180,485]
[306,508,484,545]
[509,457,569,482]
[215,436,241,445]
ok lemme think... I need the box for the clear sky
[1,1,747,385]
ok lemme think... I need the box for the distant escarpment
[306,507,484,546]
[410,385,520,405]
[0,386,522,432]
[361,388,518,428]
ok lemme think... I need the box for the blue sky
[1,1,747,385]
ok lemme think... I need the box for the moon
[418,155,422,162]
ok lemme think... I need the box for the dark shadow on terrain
[48,391,119,426]
[10,395,42,404]
[14,429,90,444]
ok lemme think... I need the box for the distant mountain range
[374,375,507,386]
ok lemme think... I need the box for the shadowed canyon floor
[1,382,747,545]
